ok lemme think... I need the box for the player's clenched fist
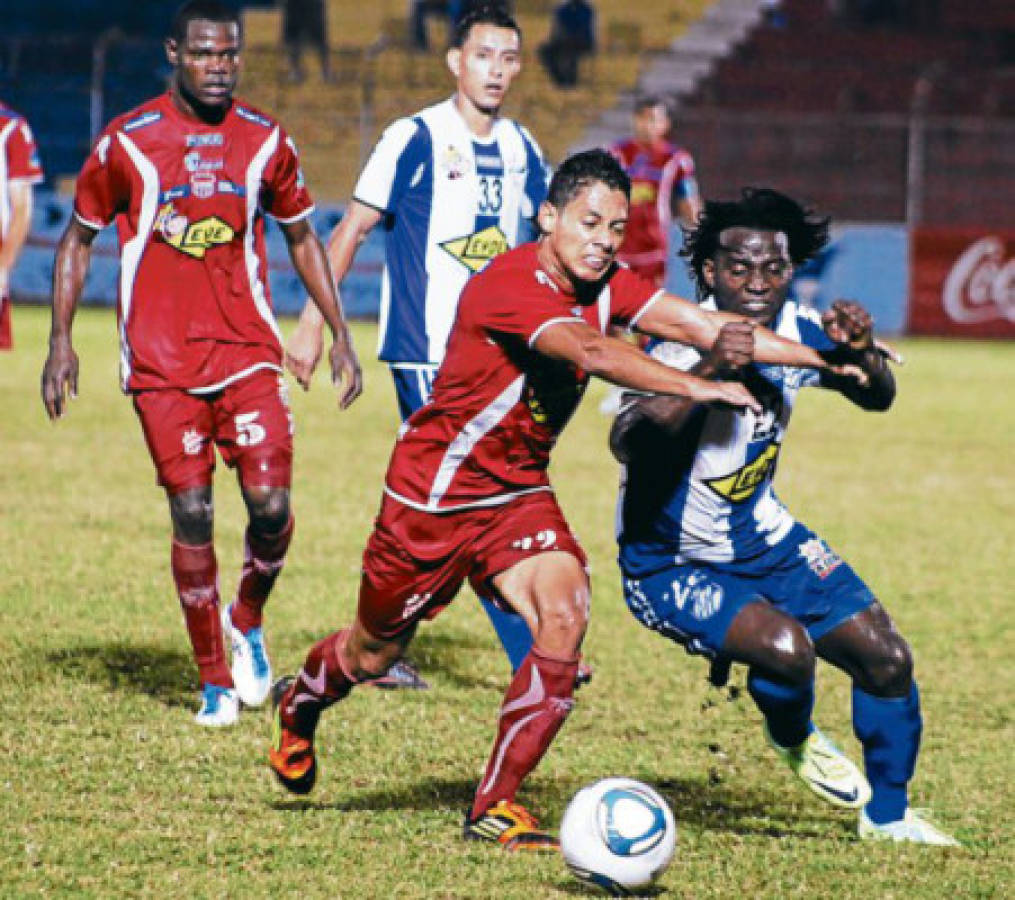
[706,320,755,374]
[822,299,874,351]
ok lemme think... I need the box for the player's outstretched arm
[41,219,96,420]
[636,292,833,370]
[818,299,897,411]
[284,200,381,390]
[281,217,363,408]
[609,321,754,464]
[533,319,761,414]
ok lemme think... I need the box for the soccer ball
[559,777,676,896]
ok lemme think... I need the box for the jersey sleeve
[794,304,837,389]
[261,128,314,223]
[73,128,130,230]
[669,148,698,199]
[472,269,582,347]
[608,264,665,327]
[6,118,43,183]
[352,117,428,214]
[517,123,550,219]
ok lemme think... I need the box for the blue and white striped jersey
[353,97,549,364]
[617,298,837,575]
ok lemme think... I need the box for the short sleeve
[794,304,836,389]
[353,117,428,214]
[670,148,698,199]
[6,118,43,183]
[261,129,314,223]
[608,264,665,327]
[468,266,581,347]
[73,129,130,230]
[648,338,701,372]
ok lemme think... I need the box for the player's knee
[245,486,291,534]
[859,634,913,696]
[352,643,404,681]
[169,488,213,544]
[763,622,815,685]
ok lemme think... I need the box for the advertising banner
[909,228,1015,338]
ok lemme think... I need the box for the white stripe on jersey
[116,131,161,391]
[243,127,283,344]
[429,373,526,508]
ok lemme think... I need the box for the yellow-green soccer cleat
[463,800,560,852]
[765,724,872,809]
[859,808,960,846]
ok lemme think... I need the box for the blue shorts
[390,363,438,422]
[620,523,874,659]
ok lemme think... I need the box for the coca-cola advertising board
[910,229,1015,337]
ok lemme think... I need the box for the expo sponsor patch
[440,225,509,273]
[156,203,234,259]
[705,443,780,503]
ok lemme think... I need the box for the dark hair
[170,0,242,43]
[546,149,631,210]
[683,187,830,297]
[634,94,669,115]
[451,3,521,48]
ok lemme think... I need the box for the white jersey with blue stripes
[617,297,836,574]
[353,97,549,365]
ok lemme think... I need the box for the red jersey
[610,138,697,278]
[0,104,44,244]
[74,93,313,392]
[383,242,662,511]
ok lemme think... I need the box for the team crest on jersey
[440,225,509,273]
[156,203,234,259]
[704,443,780,503]
[440,144,469,180]
[797,537,843,579]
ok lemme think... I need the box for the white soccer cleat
[195,683,240,727]
[765,724,872,809]
[859,808,960,846]
[222,602,273,707]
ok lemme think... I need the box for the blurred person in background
[538,0,596,88]
[279,0,332,82]
[0,101,44,349]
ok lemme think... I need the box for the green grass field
[2,305,1012,898]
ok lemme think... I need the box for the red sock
[470,648,578,820]
[231,516,294,633]
[171,540,231,688]
[0,296,12,350]
[282,628,357,737]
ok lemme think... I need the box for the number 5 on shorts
[235,411,266,446]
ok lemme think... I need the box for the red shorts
[132,369,294,494]
[357,490,588,640]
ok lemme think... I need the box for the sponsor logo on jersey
[797,537,843,579]
[704,443,780,503]
[156,203,234,258]
[123,111,162,132]
[630,182,658,205]
[440,225,509,273]
[185,133,225,148]
[184,150,224,173]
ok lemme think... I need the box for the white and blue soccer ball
[560,777,677,896]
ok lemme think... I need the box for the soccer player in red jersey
[41,1,362,727]
[610,96,701,287]
[0,101,44,349]
[268,149,851,849]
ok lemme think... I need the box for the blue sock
[748,670,815,748]
[852,683,921,825]
[480,598,534,672]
